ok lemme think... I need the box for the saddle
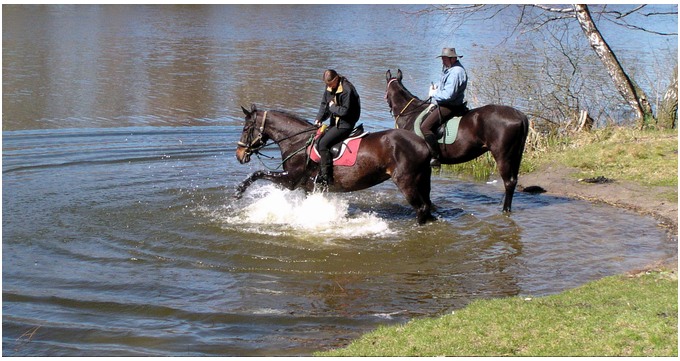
[414,103,469,144]
[308,124,368,166]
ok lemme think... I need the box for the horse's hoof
[417,213,436,225]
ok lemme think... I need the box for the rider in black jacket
[314,69,361,186]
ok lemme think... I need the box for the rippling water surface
[3,4,677,356]
[3,126,674,356]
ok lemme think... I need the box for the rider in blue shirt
[421,47,468,166]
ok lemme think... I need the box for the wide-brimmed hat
[437,47,463,58]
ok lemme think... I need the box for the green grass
[442,152,496,180]
[317,270,678,357]
[536,127,678,187]
[446,127,678,188]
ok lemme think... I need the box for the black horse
[235,104,435,224]
[385,69,529,212]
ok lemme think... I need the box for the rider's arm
[315,90,331,123]
[328,88,350,118]
[434,66,467,105]
[432,71,456,104]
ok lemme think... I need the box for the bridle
[237,110,269,156]
[385,78,423,128]
[237,110,318,169]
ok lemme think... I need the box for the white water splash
[225,184,393,239]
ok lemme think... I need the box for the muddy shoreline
[519,165,678,270]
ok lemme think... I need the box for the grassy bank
[525,127,678,187]
[446,127,678,188]
[316,127,678,357]
[318,270,677,356]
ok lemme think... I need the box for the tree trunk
[577,109,594,132]
[657,66,678,129]
[573,4,654,128]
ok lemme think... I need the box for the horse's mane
[396,79,421,101]
[269,109,313,126]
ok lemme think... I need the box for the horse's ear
[386,69,392,81]
[250,103,257,113]
[396,69,403,81]
[241,106,250,116]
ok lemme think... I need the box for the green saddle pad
[413,106,461,145]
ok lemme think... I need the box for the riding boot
[423,134,442,167]
[317,150,334,186]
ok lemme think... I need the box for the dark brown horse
[385,69,529,212]
[235,104,435,224]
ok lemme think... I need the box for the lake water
[2,4,677,356]
[3,4,677,131]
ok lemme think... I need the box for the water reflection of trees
[4,5,675,131]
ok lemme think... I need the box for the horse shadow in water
[234,104,435,224]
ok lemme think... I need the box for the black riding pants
[318,126,352,159]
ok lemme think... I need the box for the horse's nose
[235,147,251,164]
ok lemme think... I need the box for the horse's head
[236,104,270,164]
[385,69,425,130]
[384,69,404,109]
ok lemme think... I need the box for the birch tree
[658,65,678,129]
[426,4,677,129]
[572,4,653,128]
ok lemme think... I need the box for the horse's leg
[501,162,517,212]
[489,149,520,213]
[416,166,436,223]
[391,165,434,225]
[492,135,526,213]
[233,170,296,199]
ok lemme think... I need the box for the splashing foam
[229,184,393,239]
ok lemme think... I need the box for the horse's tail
[520,113,529,156]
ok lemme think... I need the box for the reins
[394,98,416,128]
[385,78,431,129]
[254,133,315,171]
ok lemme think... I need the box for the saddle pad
[413,107,461,145]
[308,132,367,167]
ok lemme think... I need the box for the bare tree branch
[595,4,678,36]
[612,4,647,19]
[529,4,575,14]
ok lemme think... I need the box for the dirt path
[518,165,678,270]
